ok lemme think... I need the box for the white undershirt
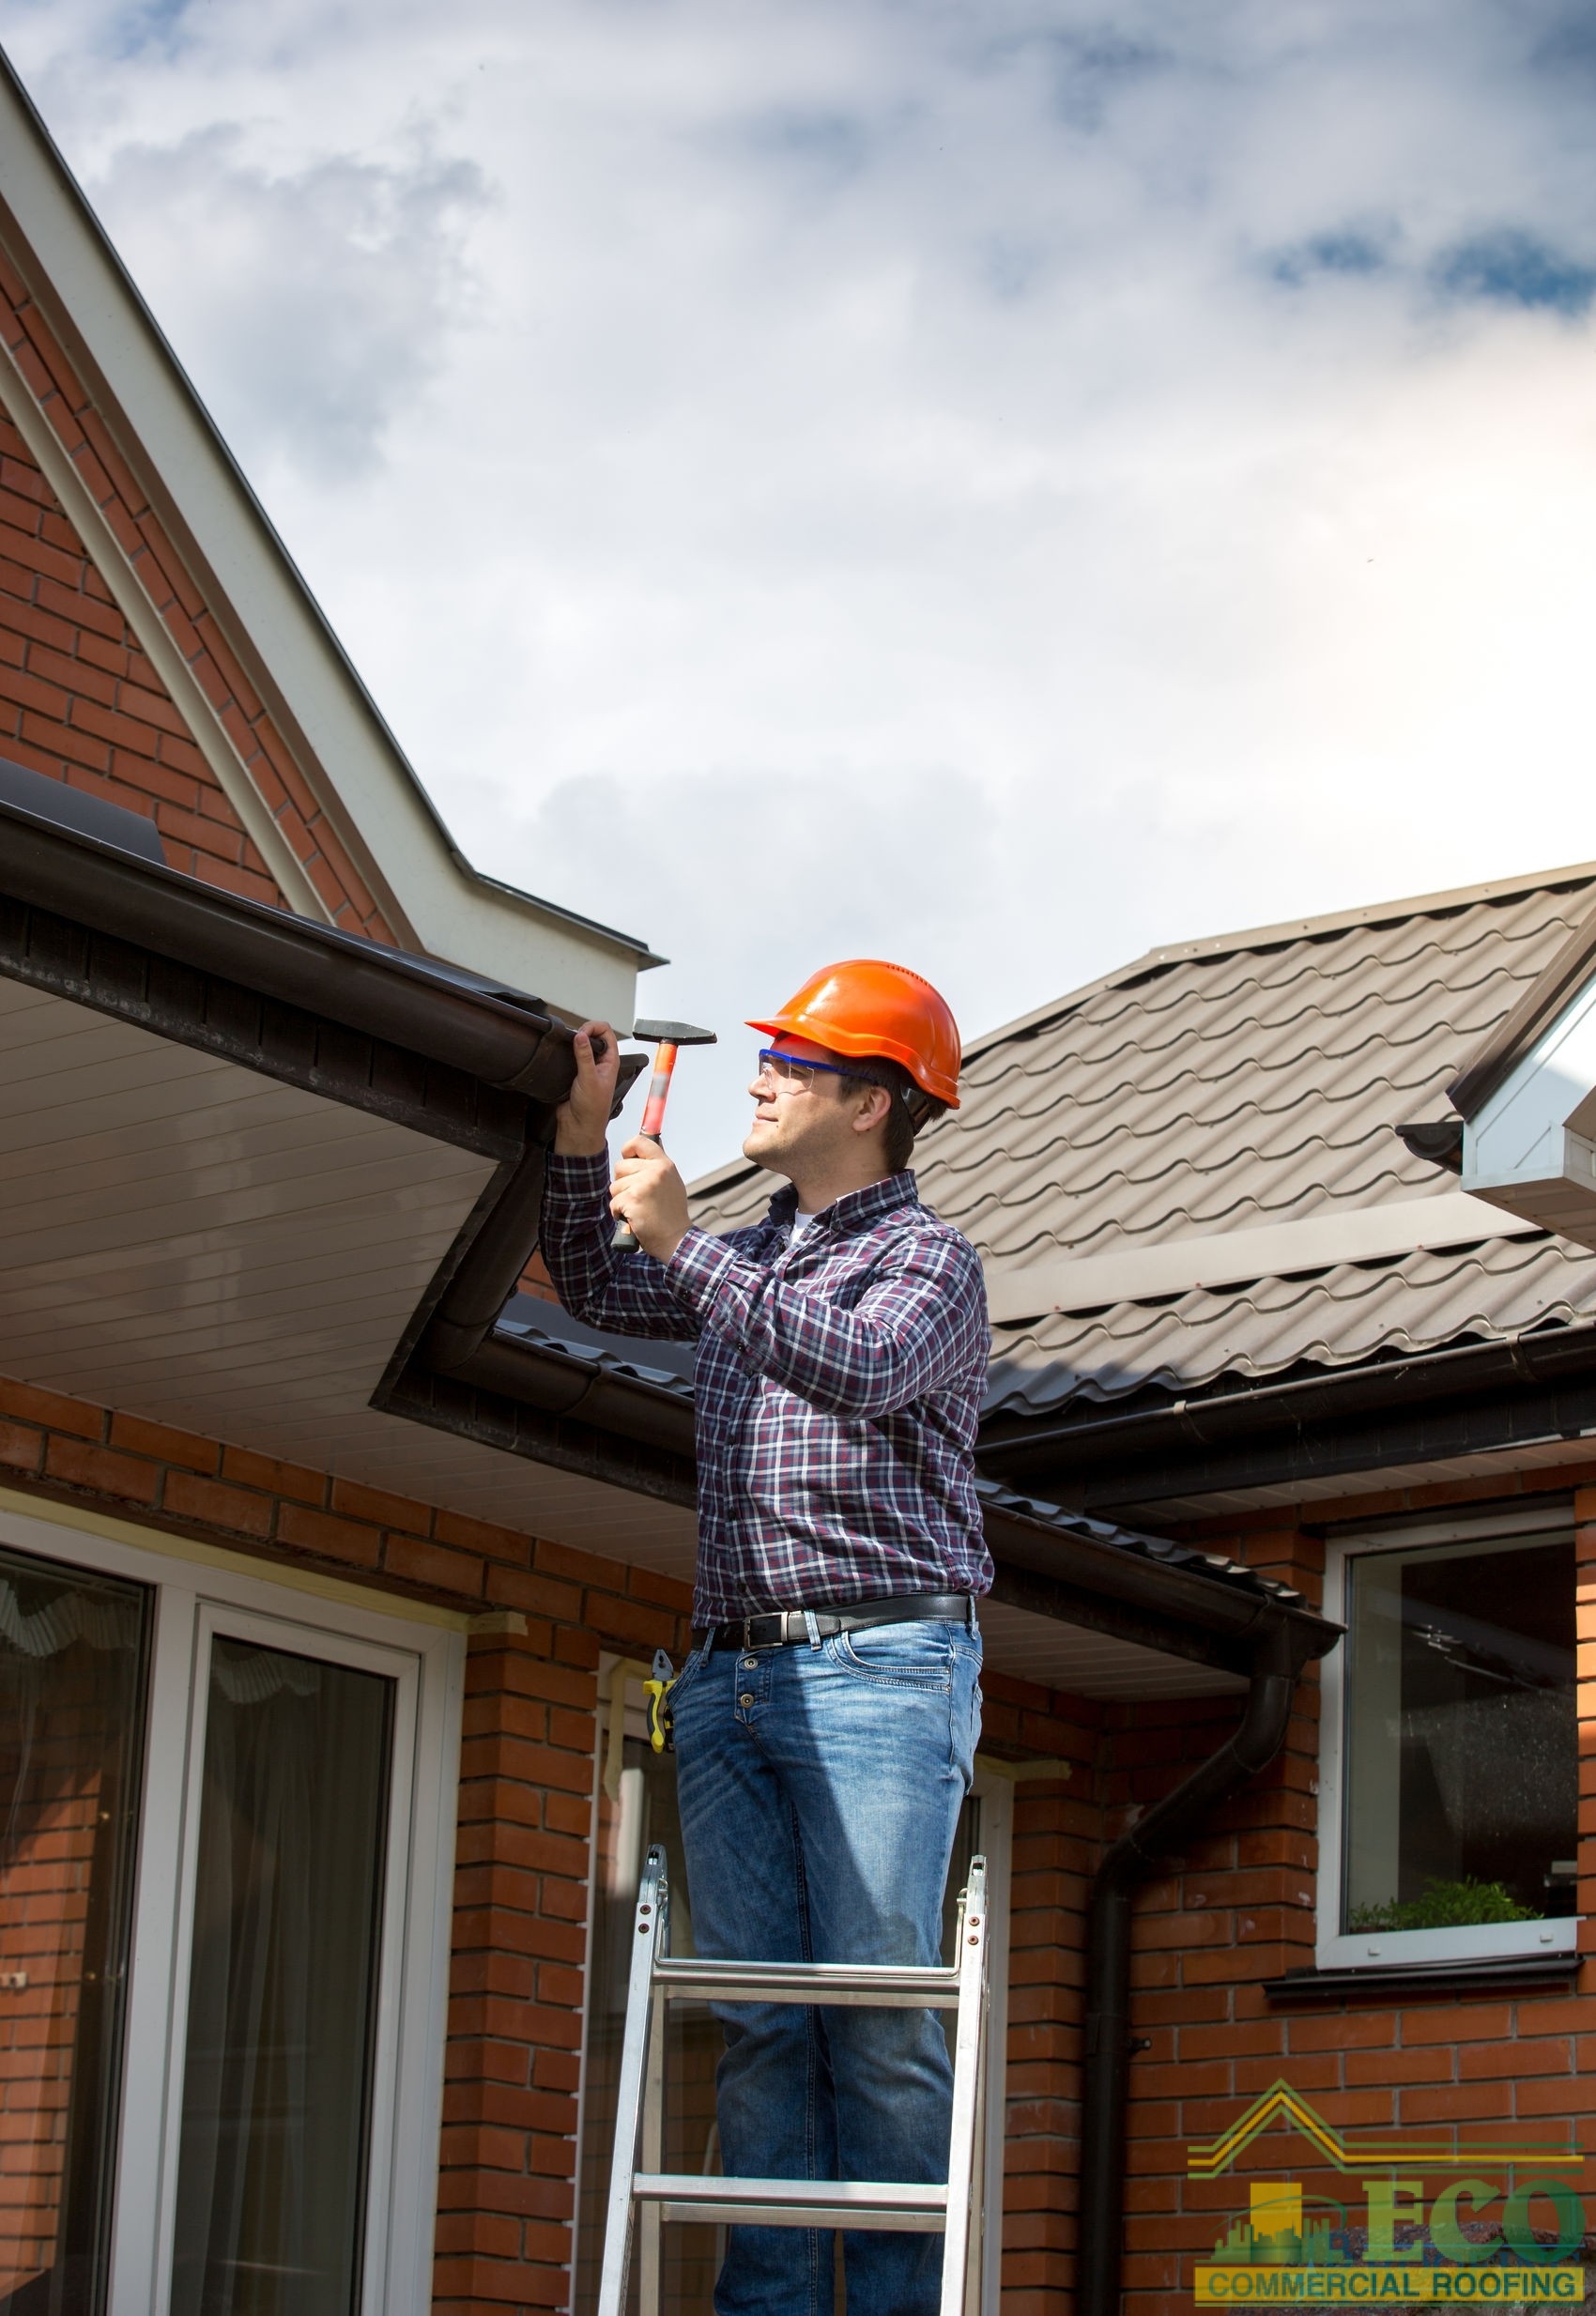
[787,1211,819,1248]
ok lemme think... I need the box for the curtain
[168,1638,392,2316]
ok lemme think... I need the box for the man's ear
[849,1084,894,1137]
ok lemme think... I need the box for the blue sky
[6,0,1596,1174]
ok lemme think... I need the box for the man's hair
[834,1055,945,1173]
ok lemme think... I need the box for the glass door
[166,1633,396,2316]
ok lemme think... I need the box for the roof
[0,46,660,1012]
[691,862,1596,1421]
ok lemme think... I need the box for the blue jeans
[670,1615,983,2316]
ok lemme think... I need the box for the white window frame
[0,1497,465,2316]
[1318,1505,1579,1971]
[575,1656,1013,2316]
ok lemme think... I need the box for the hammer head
[630,1018,717,1047]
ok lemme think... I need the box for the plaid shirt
[540,1154,992,1623]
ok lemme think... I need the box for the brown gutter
[0,795,577,1097]
[979,1315,1596,1480]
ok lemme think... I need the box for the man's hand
[611,1136,691,1262]
[555,1021,621,1156]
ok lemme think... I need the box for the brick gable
[0,242,397,941]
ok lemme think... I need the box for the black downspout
[1077,1618,1301,2316]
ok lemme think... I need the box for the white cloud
[6,0,1596,1176]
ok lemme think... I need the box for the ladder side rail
[963,1989,989,2316]
[595,1845,669,2316]
[638,1982,667,2312]
[939,1857,990,2316]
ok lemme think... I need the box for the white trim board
[988,1192,1537,1325]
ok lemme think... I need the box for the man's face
[742,1035,871,1177]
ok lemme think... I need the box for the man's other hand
[611,1136,691,1262]
[555,1021,621,1156]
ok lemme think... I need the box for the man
[542,959,991,2316]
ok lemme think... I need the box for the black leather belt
[696,1592,976,1651]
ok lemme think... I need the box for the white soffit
[0,974,702,1554]
[0,62,649,1021]
[988,1190,1537,1325]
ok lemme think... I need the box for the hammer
[612,1017,717,1250]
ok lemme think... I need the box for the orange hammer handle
[638,1041,679,1139]
[613,1040,680,1251]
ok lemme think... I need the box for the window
[0,1501,463,2316]
[1319,1511,1578,1971]
[573,1658,1012,2316]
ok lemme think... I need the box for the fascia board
[0,53,656,1020]
[987,1190,1537,1326]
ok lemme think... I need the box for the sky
[6,0,1596,1177]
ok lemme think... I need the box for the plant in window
[1346,1875,1536,1932]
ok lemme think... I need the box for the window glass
[575,1729,983,2316]
[169,1636,394,2316]
[1343,1533,1576,1933]
[0,1543,149,2316]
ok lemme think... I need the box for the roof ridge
[960,860,1596,1064]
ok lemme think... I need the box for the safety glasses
[753,1048,859,1094]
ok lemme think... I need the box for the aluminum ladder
[596,1843,992,2316]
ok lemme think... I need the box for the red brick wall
[0,238,397,938]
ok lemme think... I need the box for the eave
[0,800,1342,1692]
[976,1317,1596,1520]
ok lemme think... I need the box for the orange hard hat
[747,959,962,1110]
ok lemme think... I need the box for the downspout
[1077,1618,1302,2316]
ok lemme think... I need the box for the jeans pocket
[665,1640,711,1711]
[830,1619,956,1689]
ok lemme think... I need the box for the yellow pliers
[642,1648,677,1753]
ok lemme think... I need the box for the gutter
[1079,1617,1324,2316]
[0,796,579,1097]
[979,1315,1596,1485]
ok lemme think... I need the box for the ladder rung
[634,2172,949,2232]
[651,1957,962,2007]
